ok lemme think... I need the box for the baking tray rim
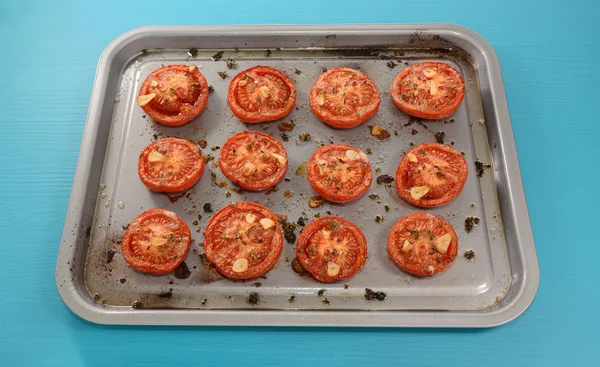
[56,23,539,328]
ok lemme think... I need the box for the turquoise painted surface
[0,0,598,365]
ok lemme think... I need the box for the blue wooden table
[1,0,598,365]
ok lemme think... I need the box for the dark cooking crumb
[264,49,272,57]
[132,301,143,309]
[343,284,349,289]
[188,48,198,57]
[368,193,379,200]
[122,224,129,230]
[210,145,220,151]
[435,131,445,144]
[384,205,390,212]
[158,289,173,299]
[226,58,236,69]
[464,216,480,233]
[211,51,224,61]
[475,160,491,177]
[386,60,397,69]
[318,289,326,297]
[364,288,387,301]
[106,250,115,264]
[217,71,228,79]
[464,249,476,261]
[265,185,279,195]
[203,203,213,213]
[322,298,330,305]
[119,278,126,284]
[376,174,394,184]
[299,133,311,142]
[297,216,307,227]
[411,129,418,135]
[197,139,207,149]
[281,133,289,141]
[375,216,384,223]
[309,195,324,208]
[366,147,372,155]
[253,282,262,287]
[289,295,296,303]
[295,69,302,75]
[208,85,214,93]
[279,121,294,131]
[248,293,259,305]
[280,220,297,244]
[201,299,208,305]
[283,189,294,198]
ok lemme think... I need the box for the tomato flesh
[387,212,458,276]
[309,68,380,129]
[307,144,372,203]
[391,62,464,120]
[395,142,468,207]
[138,64,209,126]
[204,202,283,280]
[121,208,191,274]
[228,66,296,123]
[296,216,367,283]
[219,131,288,191]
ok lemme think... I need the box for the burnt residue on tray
[435,131,445,144]
[158,289,173,299]
[132,301,143,309]
[119,278,126,284]
[252,282,262,288]
[464,249,476,261]
[248,293,259,305]
[364,288,387,301]
[173,262,191,279]
[288,295,296,303]
[291,257,309,277]
[106,249,116,264]
[475,160,491,177]
[317,289,326,297]
[211,51,224,61]
[188,48,198,58]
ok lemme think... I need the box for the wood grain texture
[0,0,598,365]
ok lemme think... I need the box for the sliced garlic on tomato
[189,65,196,72]
[147,150,166,162]
[136,93,156,107]
[322,230,331,240]
[327,262,340,277]
[423,68,437,79]
[150,237,167,246]
[435,233,453,254]
[409,186,430,200]
[407,152,418,163]
[232,258,249,273]
[270,152,286,166]
[429,83,438,96]
[317,93,325,105]
[427,265,435,273]
[259,218,275,230]
[345,150,361,161]
[245,213,256,224]
[150,80,159,87]
[244,162,256,171]
[402,240,412,252]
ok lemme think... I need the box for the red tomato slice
[390,62,465,120]
[137,64,209,126]
[307,144,372,203]
[395,142,468,207]
[204,202,283,280]
[227,66,296,123]
[121,208,191,275]
[387,212,458,276]
[218,131,288,191]
[296,216,367,283]
[138,137,205,193]
[309,68,380,129]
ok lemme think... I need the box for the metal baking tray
[56,24,539,327]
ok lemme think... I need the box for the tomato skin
[309,68,380,129]
[307,144,372,203]
[204,202,283,280]
[218,131,288,191]
[227,66,296,123]
[138,64,209,126]
[395,142,468,207]
[138,137,204,193]
[121,208,192,275]
[387,212,458,276]
[390,62,465,120]
[296,216,367,283]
